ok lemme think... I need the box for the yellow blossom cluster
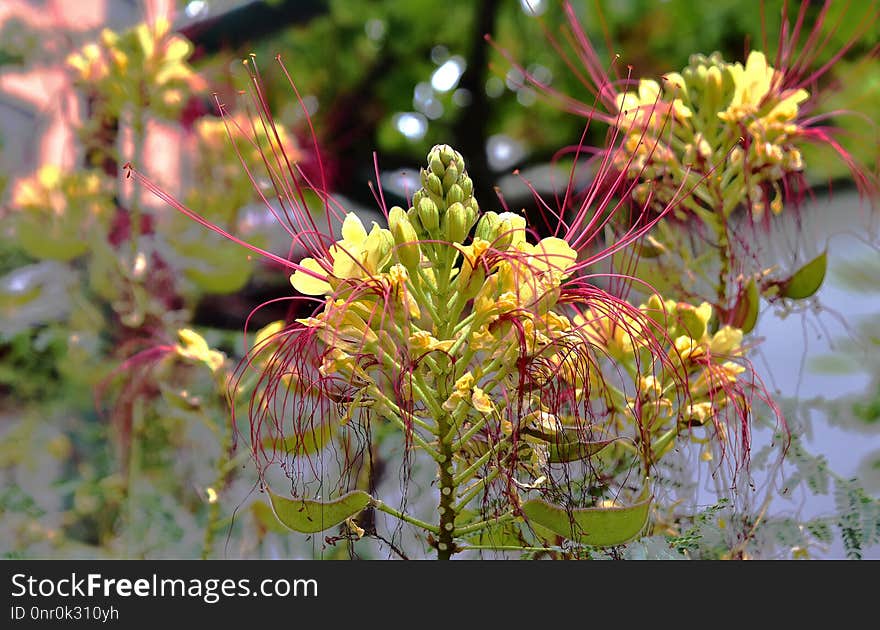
[66,17,204,118]
[615,51,809,218]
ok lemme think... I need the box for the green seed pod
[389,206,421,271]
[418,197,440,233]
[444,201,469,244]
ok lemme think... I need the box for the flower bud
[475,211,501,243]
[418,197,440,233]
[496,211,526,250]
[442,165,460,191]
[439,144,459,167]
[446,183,464,205]
[444,202,469,244]
[429,155,445,177]
[424,172,443,197]
[465,198,479,227]
[389,206,421,271]
[406,206,424,233]
[705,65,724,111]
[460,176,473,199]
[364,224,394,273]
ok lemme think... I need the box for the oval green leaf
[521,495,651,546]
[780,252,827,300]
[268,489,371,534]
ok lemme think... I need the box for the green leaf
[780,252,827,300]
[521,494,652,546]
[268,489,371,534]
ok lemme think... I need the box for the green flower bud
[457,255,486,299]
[430,155,445,177]
[705,65,724,112]
[444,201,469,244]
[418,197,440,233]
[446,183,464,205]
[442,165,460,191]
[425,172,443,197]
[406,206,424,234]
[465,198,479,226]
[364,223,395,273]
[439,144,458,167]
[389,206,422,271]
[496,211,527,250]
[460,176,473,199]
[475,211,501,242]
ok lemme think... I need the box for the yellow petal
[533,237,577,275]
[340,212,367,245]
[254,320,284,350]
[471,387,494,414]
[290,257,331,295]
[709,326,743,355]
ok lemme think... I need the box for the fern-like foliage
[834,478,880,560]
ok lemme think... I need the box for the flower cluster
[220,143,760,557]
[582,295,749,461]
[66,17,204,118]
[616,51,809,219]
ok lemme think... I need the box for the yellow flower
[684,402,715,425]
[471,387,494,414]
[176,328,226,373]
[408,330,454,354]
[708,326,743,356]
[290,213,394,295]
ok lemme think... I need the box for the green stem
[371,498,440,535]
[453,511,516,538]
[436,410,457,559]
[454,467,500,512]
[366,386,442,461]
[125,397,144,559]
[453,437,508,485]
[201,397,233,559]
[129,95,145,259]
